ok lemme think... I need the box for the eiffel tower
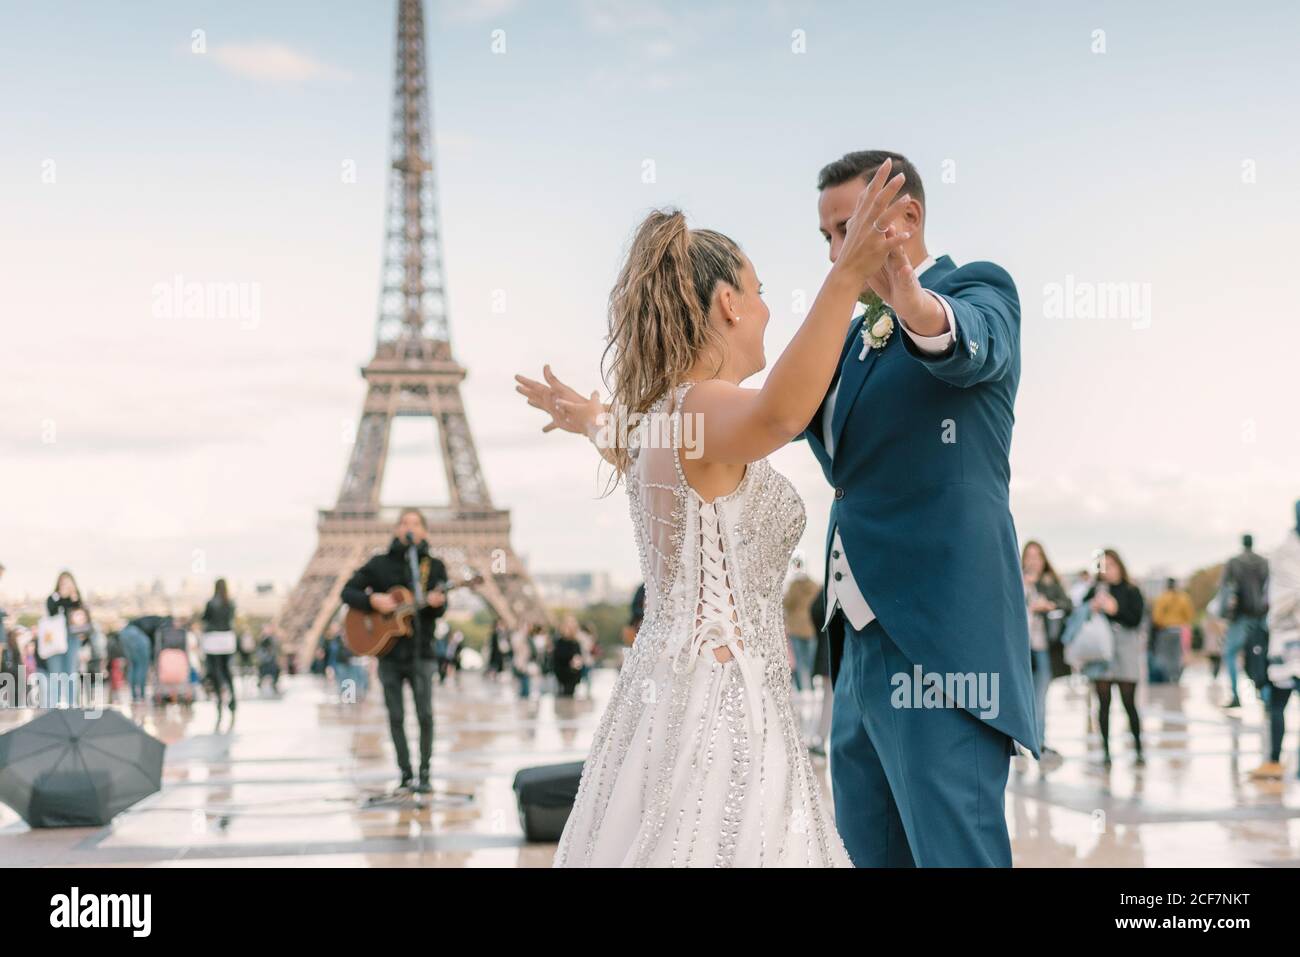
[275,0,546,665]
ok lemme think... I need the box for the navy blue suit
[802,255,1037,867]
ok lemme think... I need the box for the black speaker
[512,761,583,843]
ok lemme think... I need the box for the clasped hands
[836,158,947,338]
[1090,592,1119,616]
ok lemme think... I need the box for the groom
[804,151,1037,867]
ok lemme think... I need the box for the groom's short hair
[817,151,925,209]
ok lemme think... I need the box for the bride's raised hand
[833,158,912,283]
[514,364,603,436]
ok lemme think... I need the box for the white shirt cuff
[898,291,956,355]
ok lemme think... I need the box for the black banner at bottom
[6,866,1275,941]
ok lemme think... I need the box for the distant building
[533,571,620,609]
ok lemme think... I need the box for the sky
[2,0,1298,597]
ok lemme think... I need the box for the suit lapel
[830,333,881,456]
[813,312,867,448]
[838,312,868,368]
[830,256,959,453]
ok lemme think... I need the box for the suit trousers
[830,617,1014,867]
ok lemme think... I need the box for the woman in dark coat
[45,570,92,707]
[201,579,238,730]
[552,615,584,698]
[1083,549,1146,766]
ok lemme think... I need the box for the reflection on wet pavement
[2,660,1297,867]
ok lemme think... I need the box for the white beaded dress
[553,383,851,867]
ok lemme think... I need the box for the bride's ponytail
[602,208,743,476]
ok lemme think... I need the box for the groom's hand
[870,248,948,337]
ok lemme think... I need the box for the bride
[516,161,910,867]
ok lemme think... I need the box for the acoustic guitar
[343,576,483,657]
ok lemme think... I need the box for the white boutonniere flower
[857,292,895,359]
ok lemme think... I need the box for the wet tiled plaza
[4,660,1300,867]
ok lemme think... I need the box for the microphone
[405,534,425,661]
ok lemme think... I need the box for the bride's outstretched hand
[514,365,603,436]
[833,158,912,283]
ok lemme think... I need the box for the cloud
[209,42,350,84]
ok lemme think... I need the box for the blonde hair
[601,209,744,475]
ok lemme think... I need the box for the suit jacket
[801,256,1039,757]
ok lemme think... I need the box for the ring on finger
[872,221,888,233]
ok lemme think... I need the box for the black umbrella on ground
[0,709,165,827]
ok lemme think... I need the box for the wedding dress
[553,383,852,867]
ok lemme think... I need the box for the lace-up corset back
[692,494,743,656]
[625,383,808,680]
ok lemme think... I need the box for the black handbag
[1044,611,1072,679]
[1047,636,1071,679]
[1245,620,1271,692]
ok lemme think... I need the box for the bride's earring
[732,314,741,324]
